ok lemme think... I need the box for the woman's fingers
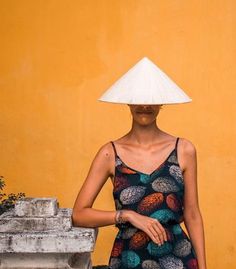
[146,223,163,245]
[154,220,168,242]
[146,219,168,245]
[127,211,168,245]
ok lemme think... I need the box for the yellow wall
[1,0,235,267]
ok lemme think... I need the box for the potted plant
[0,175,25,215]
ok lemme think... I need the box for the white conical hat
[98,56,192,105]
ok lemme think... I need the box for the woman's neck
[127,120,163,145]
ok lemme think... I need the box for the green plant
[0,175,25,215]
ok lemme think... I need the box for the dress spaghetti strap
[175,137,180,159]
[110,141,118,158]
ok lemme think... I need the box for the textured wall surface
[0,0,235,267]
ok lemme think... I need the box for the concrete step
[0,208,72,233]
[15,197,58,217]
[0,252,93,269]
[0,226,98,253]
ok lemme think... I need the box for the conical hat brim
[98,57,192,105]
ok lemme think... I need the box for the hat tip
[141,56,150,61]
[139,56,155,65]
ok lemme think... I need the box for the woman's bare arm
[71,142,124,228]
[71,140,168,246]
[181,138,207,269]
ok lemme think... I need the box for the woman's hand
[123,210,168,246]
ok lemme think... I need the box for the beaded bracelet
[115,210,126,224]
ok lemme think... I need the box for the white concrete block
[0,252,92,268]
[0,227,98,253]
[15,197,58,217]
[0,208,72,233]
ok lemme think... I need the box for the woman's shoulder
[95,137,129,160]
[94,140,117,162]
[178,137,197,156]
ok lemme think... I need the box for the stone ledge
[0,197,97,268]
[15,197,58,217]
[0,227,98,253]
[0,208,72,233]
[0,252,92,269]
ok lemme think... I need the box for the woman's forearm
[184,210,207,269]
[72,208,131,228]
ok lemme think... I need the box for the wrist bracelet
[115,210,120,223]
[115,210,126,224]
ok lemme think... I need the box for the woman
[72,57,207,269]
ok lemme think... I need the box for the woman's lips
[136,111,153,114]
[137,112,152,116]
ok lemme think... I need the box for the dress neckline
[116,148,176,177]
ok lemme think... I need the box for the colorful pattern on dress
[108,137,199,269]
